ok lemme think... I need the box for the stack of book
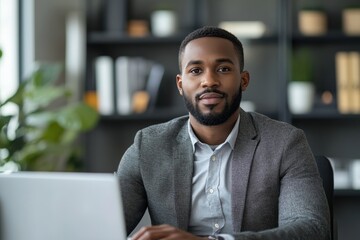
[335,51,360,114]
[94,56,164,115]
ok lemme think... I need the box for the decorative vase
[150,10,177,37]
[288,82,315,114]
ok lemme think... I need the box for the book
[115,56,132,115]
[348,52,360,113]
[335,52,351,114]
[351,159,360,189]
[218,21,267,38]
[146,63,164,111]
[95,56,115,115]
[114,56,164,114]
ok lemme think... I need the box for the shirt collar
[187,114,240,152]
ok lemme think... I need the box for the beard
[183,87,242,126]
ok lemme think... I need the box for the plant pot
[342,8,360,35]
[298,10,327,36]
[288,82,315,114]
[151,10,177,37]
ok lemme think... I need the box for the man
[117,26,330,240]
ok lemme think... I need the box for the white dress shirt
[187,116,240,240]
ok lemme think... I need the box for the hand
[130,224,208,240]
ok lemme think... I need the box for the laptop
[0,171,128,240]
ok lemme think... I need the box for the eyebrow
[216,58,235,65]
[184,58,235,69]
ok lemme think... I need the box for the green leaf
[14,144,46,170]
[56,103,99,131]
[0,115,12,129]
[0,128,10,148]
[0,62,98,171]
[31,63,62,87]
[6,135,25,156]
[25,86,70,109]
[39,121,65,142]
[0,81,27,107]
[0,116,12,148]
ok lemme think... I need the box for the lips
[199,92,223,99]
[199,92,224,105]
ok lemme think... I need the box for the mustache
[195,88,226,100]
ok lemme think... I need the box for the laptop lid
[0,171,127,240]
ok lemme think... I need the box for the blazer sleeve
[233,128,331,240]
[116,130,148,234]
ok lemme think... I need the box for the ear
[176,74,183,95]
[240,71,250,91]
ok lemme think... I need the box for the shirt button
[209,188,214,194]
[214,223,220,229]
[211,155,216,161]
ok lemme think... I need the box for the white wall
[0,0,19,110]
[27,0,86,100]
[33,0,84,63]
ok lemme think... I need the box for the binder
[115,56,132,115]
[95,56,115,115]
[348,52,360,113]
[335,52,351,114]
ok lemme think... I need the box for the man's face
[176,37,249,126]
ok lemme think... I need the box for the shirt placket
[205,150,225,234]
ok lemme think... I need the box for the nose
[200,71,220,88]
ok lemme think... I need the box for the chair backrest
[314,155,336,240]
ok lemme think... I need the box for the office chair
[315,155,337,240]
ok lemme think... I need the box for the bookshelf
[288,0,360,167]
[289,1,360,239]
[84,1,360,239]
[84,0,283,172]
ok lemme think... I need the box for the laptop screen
[0,171,127,240]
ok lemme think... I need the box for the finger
[131,225,173,240]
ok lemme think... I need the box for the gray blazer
[117,109,331,240]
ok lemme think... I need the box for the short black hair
[178,26,244,72]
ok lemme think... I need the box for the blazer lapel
[173,123,194,230]
[231,110,259,232]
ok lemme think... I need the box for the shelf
[291,109,360,120]
[99,108,187,122]
[236,35,279,44]
[98,109,279,122]
[87,32,186,45]
[87,32,279,45]
[335,189,360,197]
[292,32,360,44]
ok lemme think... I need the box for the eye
[218,66,231,72]
[189,68,202,75]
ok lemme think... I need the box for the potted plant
[288,48,315,114]
[0,62,99,172]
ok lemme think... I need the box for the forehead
[182,37,239,66]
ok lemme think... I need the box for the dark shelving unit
[288,1,360,239]
[335,189,360,198]
[84,0,284,173]
[88,33,187,44]
[84,0,360,239]
[292,32,360,44]
[291,112,360,120]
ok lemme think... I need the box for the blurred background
[1,0,360,239]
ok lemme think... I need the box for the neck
[189,110,239,145]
